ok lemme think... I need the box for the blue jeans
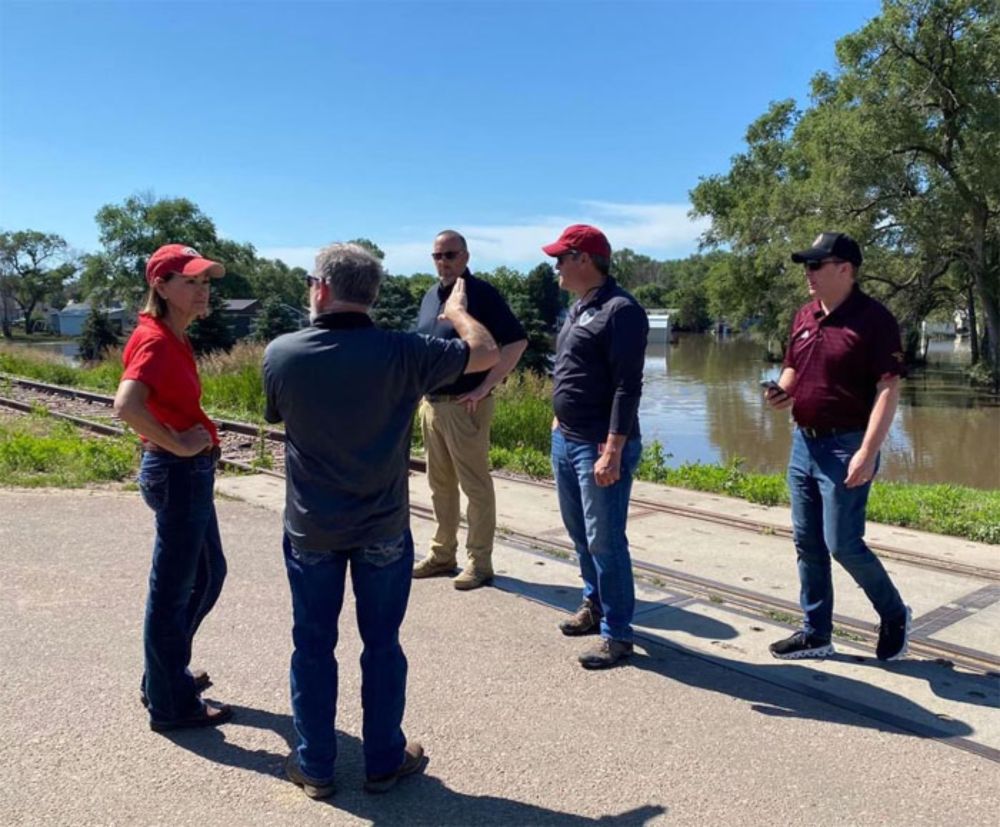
[788,428,905,640]
[283,530,414,781]
[138,449,227,723]
[551,427,642,642]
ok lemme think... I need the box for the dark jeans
[788,428,905,640]
[551,427,642,642]
[283,530,414,781]
[138,449,227,723]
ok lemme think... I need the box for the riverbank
[2,343,998,543]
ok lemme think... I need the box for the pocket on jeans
[138,467,169,512]
[362,534,407,568]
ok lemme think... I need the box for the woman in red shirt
[114,244,231,731]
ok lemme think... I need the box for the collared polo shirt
[263,312,470,551]
[416,270,526,396]
[552,277,648,443]
[783,284,906,431]
[121,313,219,446]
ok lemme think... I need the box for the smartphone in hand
[760,379,789,400]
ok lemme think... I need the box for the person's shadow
[839,654,1000,709]
[164,707,668,825]
[627,637,977,742]
[495,575,738,640]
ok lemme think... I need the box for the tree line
[0,193,717,370]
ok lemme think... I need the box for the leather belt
[798,426,861,440]
[426,393,463,403]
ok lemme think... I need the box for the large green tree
[81,193,222,308]
[0,230,77,336]
[691,0,1000,385]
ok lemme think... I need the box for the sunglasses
[555,250,580,265]
[304,275,326,286]
[431,250,464,261]
[805,258,844,272]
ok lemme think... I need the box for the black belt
[144,444,222,462]
[426,393,463,403]
[798,426,861,440]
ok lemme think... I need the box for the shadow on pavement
[496,576,738,640]
[164,709,668,825]
[833,654,1000,709]
[628,638,975,741]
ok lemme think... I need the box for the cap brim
[179,258,226,278]
[542,241,570,256]
[790,248,825,263]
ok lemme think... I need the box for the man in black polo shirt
[412,230,527,590]
[764,232,911,662]
[263,243,499,798]
[543,224,648,669]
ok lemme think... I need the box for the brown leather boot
[558,599,602,636]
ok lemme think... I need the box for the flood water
[641,335,1000,491]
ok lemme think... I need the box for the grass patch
[0,411,137,487]
[636,443,1000,544]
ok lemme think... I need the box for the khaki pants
[419,395,496,572]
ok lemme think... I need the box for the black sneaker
[769,631,835,660]
[876,606,912,661]
[559,600,602,636]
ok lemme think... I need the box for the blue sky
[0,0,881,275]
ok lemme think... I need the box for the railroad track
[2,372,998,674]
[2,371,997,581]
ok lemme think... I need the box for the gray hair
[313,243,384,306]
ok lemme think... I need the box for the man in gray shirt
[263,243,498,798]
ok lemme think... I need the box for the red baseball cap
[145,244,225,285]
[542,224,611,260]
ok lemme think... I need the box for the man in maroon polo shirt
[764,232,911,661]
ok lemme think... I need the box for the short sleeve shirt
[783,285,906,430]
[263,312,470,551]
[416,271,526,395]
[121,314,219,445]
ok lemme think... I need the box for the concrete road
[1,486,998,826]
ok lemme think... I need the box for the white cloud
[258,200,709,276]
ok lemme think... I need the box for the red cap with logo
[145,244,226,285]
[542,224,611,260]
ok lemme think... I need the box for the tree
[251,298,301,342]
[187,291,235,355]
[247,257,307,309]
[346,238,386,260]
[77,307,120,361]
[828,0,1000,385]
[81,193,222,309]
[371,274,420,330]
[691,0,1000,385]
[0,230,77,335]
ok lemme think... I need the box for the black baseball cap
[791,232,863,267]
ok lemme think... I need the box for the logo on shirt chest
[578,309,597,327]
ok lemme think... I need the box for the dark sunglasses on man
[805,258,845,272]
[431,251,462,261]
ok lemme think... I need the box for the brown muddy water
[641,334,999,491]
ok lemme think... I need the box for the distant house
[221,298,261,339]
[49,302,125,337]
